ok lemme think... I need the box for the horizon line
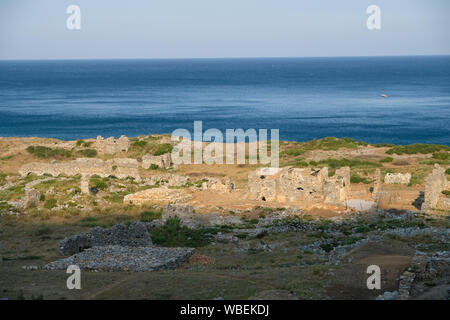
[1,53,450,62]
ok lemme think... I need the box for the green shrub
[350,174,372,184]
[140,209,162,222]
[76,140,93,147]
[78,149,97,158]
[79,216,100,227]
[26,146,72,159]
[319,243,335,252]
[341,236,361,246]
[372,143,395,148]
[90,178,108,191]
[280,149,303,157]
[132,140,148,148]
[309,160,318,166]
[303,137,367,151]
[354,225,371,233]
[44,199,57,209]
[150,218,218,247]
[318,158,381,169]
[432,152,450,160]
[379,156,393,163]
[0,201,14,211]
[34,226,52,236]
[296,160,309,167]
[149,164,159,170]
[446,168,450,175]
[386,144,449,155]
[442,190,450,197]
[153,143,173,156]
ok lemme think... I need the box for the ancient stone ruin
[201,177,235,193]
[94,135,130,154]
[422,164,450,212]
[142,153,172,169]
[384,173,411,185]
[59,221,152,255]
[123,187,192,205]
[161,204,241,228]
[19,158,141,181]
[247,166,350,206]
[47,221,195,272]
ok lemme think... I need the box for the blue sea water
[0,56,449,145]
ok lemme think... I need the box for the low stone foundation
[44,245,195,272]
[59,222,152,256]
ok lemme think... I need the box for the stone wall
[123,187,192,205]
[161,204,242,228]
[422,164,449,212]
[201,177,235,193]
[247,166,350,206]
[59,222,152,255]
[142,153,172,169]
[19,158,141,181]
[384,173,411,185]
[94,135,130,154]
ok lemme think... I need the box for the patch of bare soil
[325,242,414,300]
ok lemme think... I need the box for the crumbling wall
[422,164,449,212]
[94,135,130,154]
[201,177,234,193]
[59,222,152,255]
[142,153,172,169]
[19,158,141,181]
[247,168,279,202]
[123,187,192,205]
[247,166,350,206]
[324,167,350,205]
[161,204,241,228]
[385,173,411,185]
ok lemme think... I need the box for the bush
[386,144,449,155]
[304,137,367,151]
[76,140,93,147]
[350,174,372,184]
[149,164,159,170]
[280,149,303,157]
[44,199,57,209]
[379,157,393,163]
[318,158,381,169]
[432,152,450,160]
[140,209,162,222]
[150,218,218,247]
[153,143,173,156]
[296,160,309,167]
[446,168,450,175]
[77,149,97,158]
[442,190,450,197]
[26,146,72,159]
[0,201,14,211]
[90,178,108,190]
[132,140,148,148]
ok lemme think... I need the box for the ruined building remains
[19,158,141,181]
[247,166,350,206]
[94,135,130,154]
[142,153,172,169]
[422,164,450,212]
[384,173,411,185]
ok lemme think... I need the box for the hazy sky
[1,0,449,59]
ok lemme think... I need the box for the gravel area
[43,245,195,272]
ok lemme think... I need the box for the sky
[0,0,449,60]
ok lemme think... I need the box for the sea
[0,56,449,145]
